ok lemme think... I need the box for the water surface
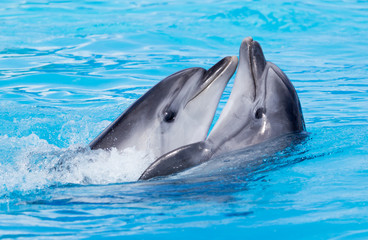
[1,0,368,239]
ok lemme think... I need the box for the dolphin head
[208,37,305,154]
[243,37,305,139]
[90,56,238,159]
[160,56,238,153]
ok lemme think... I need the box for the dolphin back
[139,141,211,180]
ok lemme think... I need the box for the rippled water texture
[1,0,368,239]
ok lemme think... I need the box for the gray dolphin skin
[139,37,305,180]
[89,56,238,160]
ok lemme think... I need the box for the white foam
[0,134,154,195]
[54,146,154,185]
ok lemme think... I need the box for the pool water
[1,0,368,239]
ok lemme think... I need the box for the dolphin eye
[164,110,176,123]
[255,108,265,119]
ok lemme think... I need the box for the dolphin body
[90,56,238,161]
[140,37,306,180]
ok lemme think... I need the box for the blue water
[1,0,368,239]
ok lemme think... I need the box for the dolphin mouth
[240,37,267,101]
[250,40,267,84]
[186,56,238,105]
[202,56,234,84]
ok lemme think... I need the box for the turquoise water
[1,0,368,238]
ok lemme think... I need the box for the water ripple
[1,0,368,238]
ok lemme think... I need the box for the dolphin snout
[242,36,253,45]
[187,55,238,104]
[250,41,267,82]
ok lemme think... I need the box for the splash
[0,133,154,196]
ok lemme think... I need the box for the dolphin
[140,37,306,180]
[89,56,238,161]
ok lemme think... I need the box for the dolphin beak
[235,36,267,102]
[236,37,256,102]
[250,40,267,84]
[202,56,238,86]
[186,56,238,105]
